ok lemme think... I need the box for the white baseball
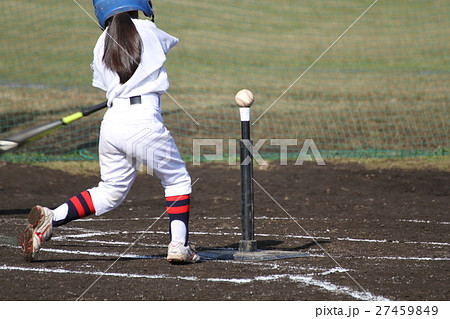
[235,89,254,107]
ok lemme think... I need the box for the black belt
[111,95,142,107]
[129,95,142,105]
[130,95,142,105]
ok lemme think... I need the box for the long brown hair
[103,12,142,84]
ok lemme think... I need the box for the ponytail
[103,12,142,84]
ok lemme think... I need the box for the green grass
[327,155,450,172]
[0,0,448,160]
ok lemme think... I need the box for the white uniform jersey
[91,19,179,107]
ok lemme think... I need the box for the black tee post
[238,106,257,252]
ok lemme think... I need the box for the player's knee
[90,182,129,214]
[163,174,192,197]
[102,189,127,211]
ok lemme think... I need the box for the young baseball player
[21,0,199,264]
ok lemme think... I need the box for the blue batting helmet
[93,0,153,29]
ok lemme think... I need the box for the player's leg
[144,126,199,263]
[52,126,139,225]
[165,194,200,263]
[166,194,190,245]
[83,126,140,218]
[51,191,96,227]
[21,122,139,262]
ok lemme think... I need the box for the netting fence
[0,0,448,163]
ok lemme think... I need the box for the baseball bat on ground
[0,101,107,155]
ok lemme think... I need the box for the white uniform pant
[88,95,191,216]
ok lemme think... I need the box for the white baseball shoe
[167,241,200,264]
[21,206,53,262]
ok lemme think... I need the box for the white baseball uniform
[23,16,196,263]
[87,19,191,216]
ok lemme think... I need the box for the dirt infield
[0,160,448,301]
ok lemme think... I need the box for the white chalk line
[7,215,449,226]
[2,242,448,263]
[335,237,450,247]
[3,221,448,265]
[49,226,450,248]
[56,239,167,248]
[0,243,161,259]
[66,216,449,225]
[362,256,450,261]
[398,219,450,225]
[43,247,160,259]
[0,264,388,301]
[72,217,169,222]
[5,224,439,254]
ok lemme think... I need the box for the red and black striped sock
[166,194,190,245]
[53,191,96,227]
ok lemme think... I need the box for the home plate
[198,249,309,261]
